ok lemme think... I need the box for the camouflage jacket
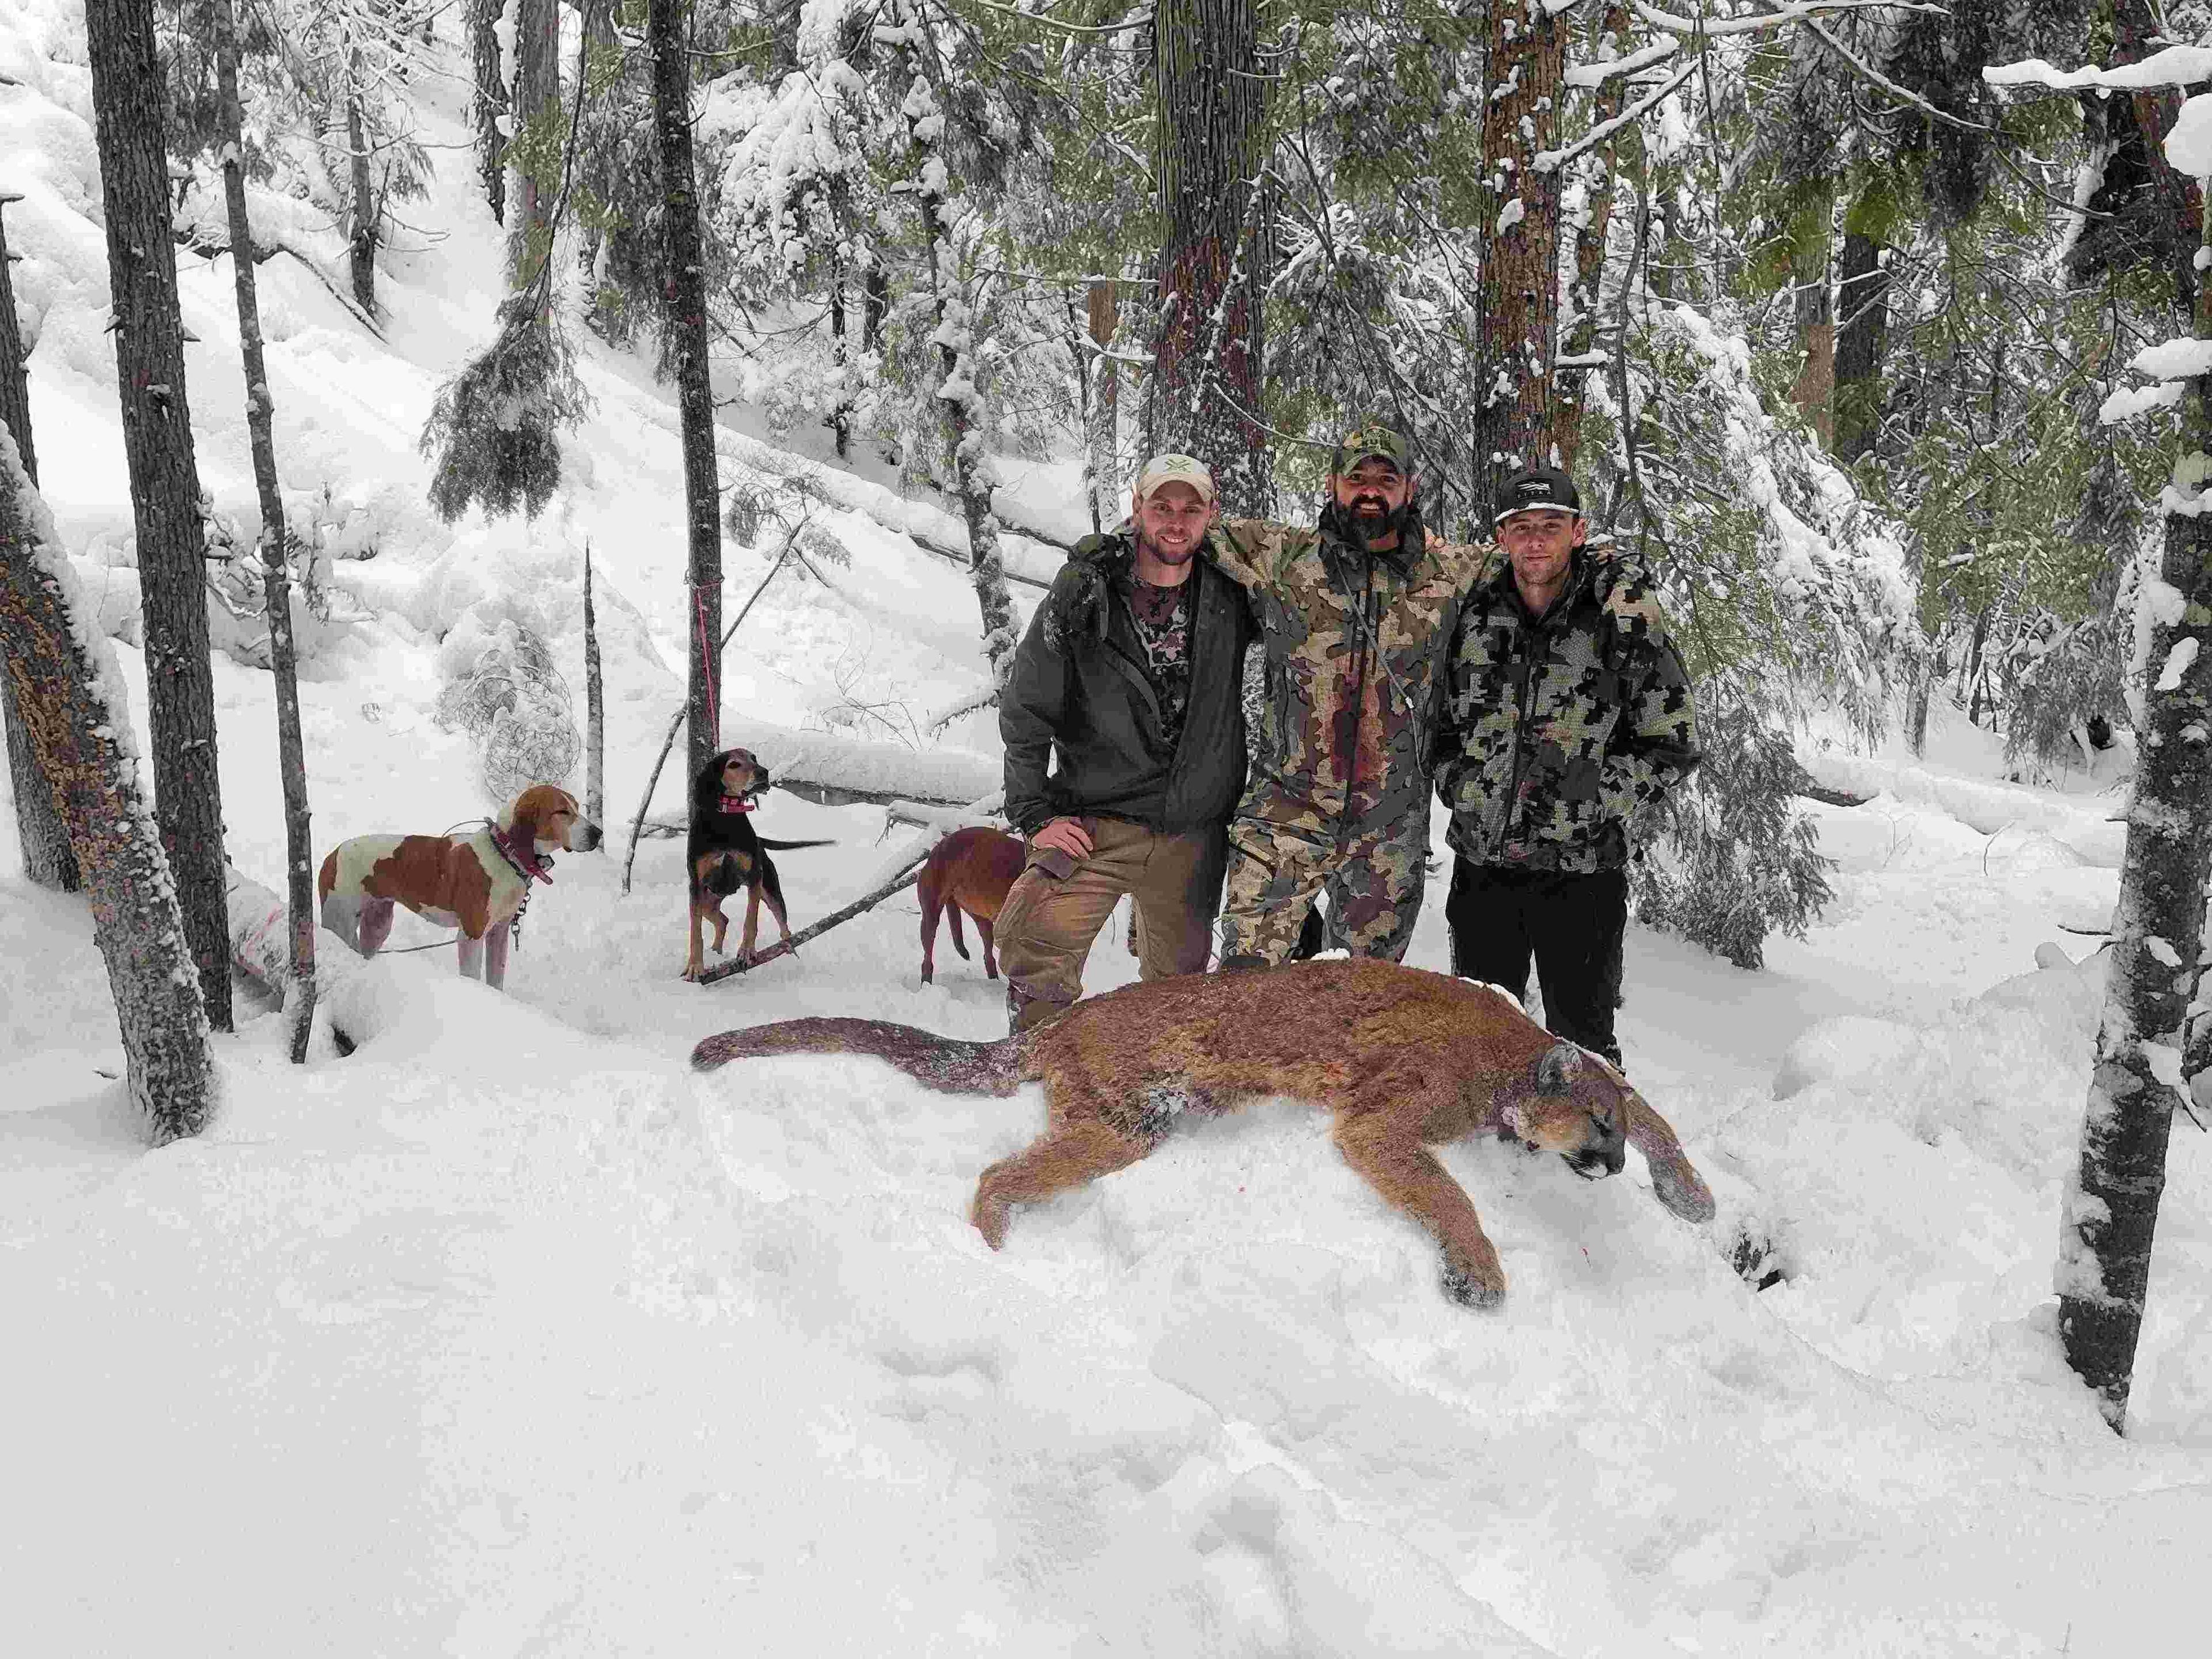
[1210,518,1491,838]
[1436,546,1700,873]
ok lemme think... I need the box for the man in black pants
[1435,467,1700,1067]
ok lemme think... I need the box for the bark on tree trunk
[215,0,316,1063]
[471,0,507,225]
[0,426,215,1141]
[892,5,1016,686]
[1152,0,1270,516]
[1555,1,1630,476]
[510,0,559,288]
[1786,181,1836,450]
[1084,278,1120,532]
[1472,0,1569,499]
[346,67,377,315]
[584,543,604,838]
[2057,190,2212,1435]
[1833,229,1889,466]
[85,0,232,1032]
[0,192,80,892]
[649,0,724,791]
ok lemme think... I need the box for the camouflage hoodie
[1210,513,1490,838]
[1436,544,1700,873]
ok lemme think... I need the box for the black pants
[1445,858,1628,1066]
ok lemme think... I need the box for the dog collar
[719,794,759,814]
[490,824,555,884]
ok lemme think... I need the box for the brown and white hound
[317,784,601,991]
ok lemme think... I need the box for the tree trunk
[584,543,604,838]
[649,0,724,790]
[1084,278,1120,532]
[2058,181,2212,1435]
[1555,1,1630,476]
[345,66,377,315]
[829,259,851,459]
[509,0,559,288]
[1786,181,1836,450]
[1833,229,1889,466]
[1472,0,1569,499]
[215,0,316,1063]
[0,193,80,892]
[85,0,232,1032]
[862,262,888,361]
[0,426,215,1141]
[1152,0,1270,516]
[892,5,1016,686]
[471,0,507,225]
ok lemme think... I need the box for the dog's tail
[755,838,836,851]
[691,1017,1023,1096]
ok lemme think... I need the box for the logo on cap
[1493,465,1582,524]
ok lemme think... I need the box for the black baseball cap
[1493,465,1584,525]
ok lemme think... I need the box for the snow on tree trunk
[346,63,378,315]
[510,0,559,289]
[1084,278,1120,533]
[889,4,1016,688]
[0,192,79,893]
[2057,179,2212,1433]
[471,0,507,226]
[84,0,233,1033]
[1152,0,1270,517]
[649,0,724,790]
[584,543,604,837]
[1472,0,1568,497]
[1555,2,1628,478]
[0,424,215,1142]
[215,0,317,1063]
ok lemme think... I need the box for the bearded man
[1205,425,1490,967]
[995,455,1256,1031]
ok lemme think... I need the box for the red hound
[317,784,601,991]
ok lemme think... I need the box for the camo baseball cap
[1132,453,1217,503]
[1332,423,1413,475]
[1493,464,1584,525]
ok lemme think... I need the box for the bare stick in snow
[584,543,604,840]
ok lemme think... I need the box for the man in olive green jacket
[995,455,1255,1031]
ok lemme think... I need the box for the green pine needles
[419,297,593,523]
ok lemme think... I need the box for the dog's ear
[1533,1041,1581,1096]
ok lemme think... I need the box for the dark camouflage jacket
[1437,546,1700,873]
[1211,518,1490,838]
[1001,527,1252,835]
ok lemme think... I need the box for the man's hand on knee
[1032,817,1094,863]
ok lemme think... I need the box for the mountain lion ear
[1534,1042,1581,1095]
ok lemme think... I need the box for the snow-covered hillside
[7,9,2212,1657]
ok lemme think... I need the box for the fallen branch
[695,863,925,985]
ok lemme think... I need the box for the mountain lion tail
[690,1017,1022,1096]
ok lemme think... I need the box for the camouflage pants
[1215,809,1430,969]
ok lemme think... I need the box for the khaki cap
[1132,453,1217,504]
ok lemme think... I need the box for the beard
[1135,529,1199,567]
[1321,491,1424,562]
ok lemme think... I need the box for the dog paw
[1439,1247,1506,1310]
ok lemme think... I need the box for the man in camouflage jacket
[1435,465,1700,1067]
[1206,425,1490,966]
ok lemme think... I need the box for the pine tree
[1152,0,1269,514]
[649,0,725,787]
[0,424,215,1142]
[85,0,233,1031]
[471,0,507,224]
[213,0,317,1062]
[0,192,79,893]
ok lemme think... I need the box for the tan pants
[995,817,1228,1032]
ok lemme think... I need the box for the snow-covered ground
[8,9,2212,1656]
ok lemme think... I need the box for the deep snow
[6,7,2212,1656]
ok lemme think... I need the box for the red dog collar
[719,794,759,814]
[490,824,555,884]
